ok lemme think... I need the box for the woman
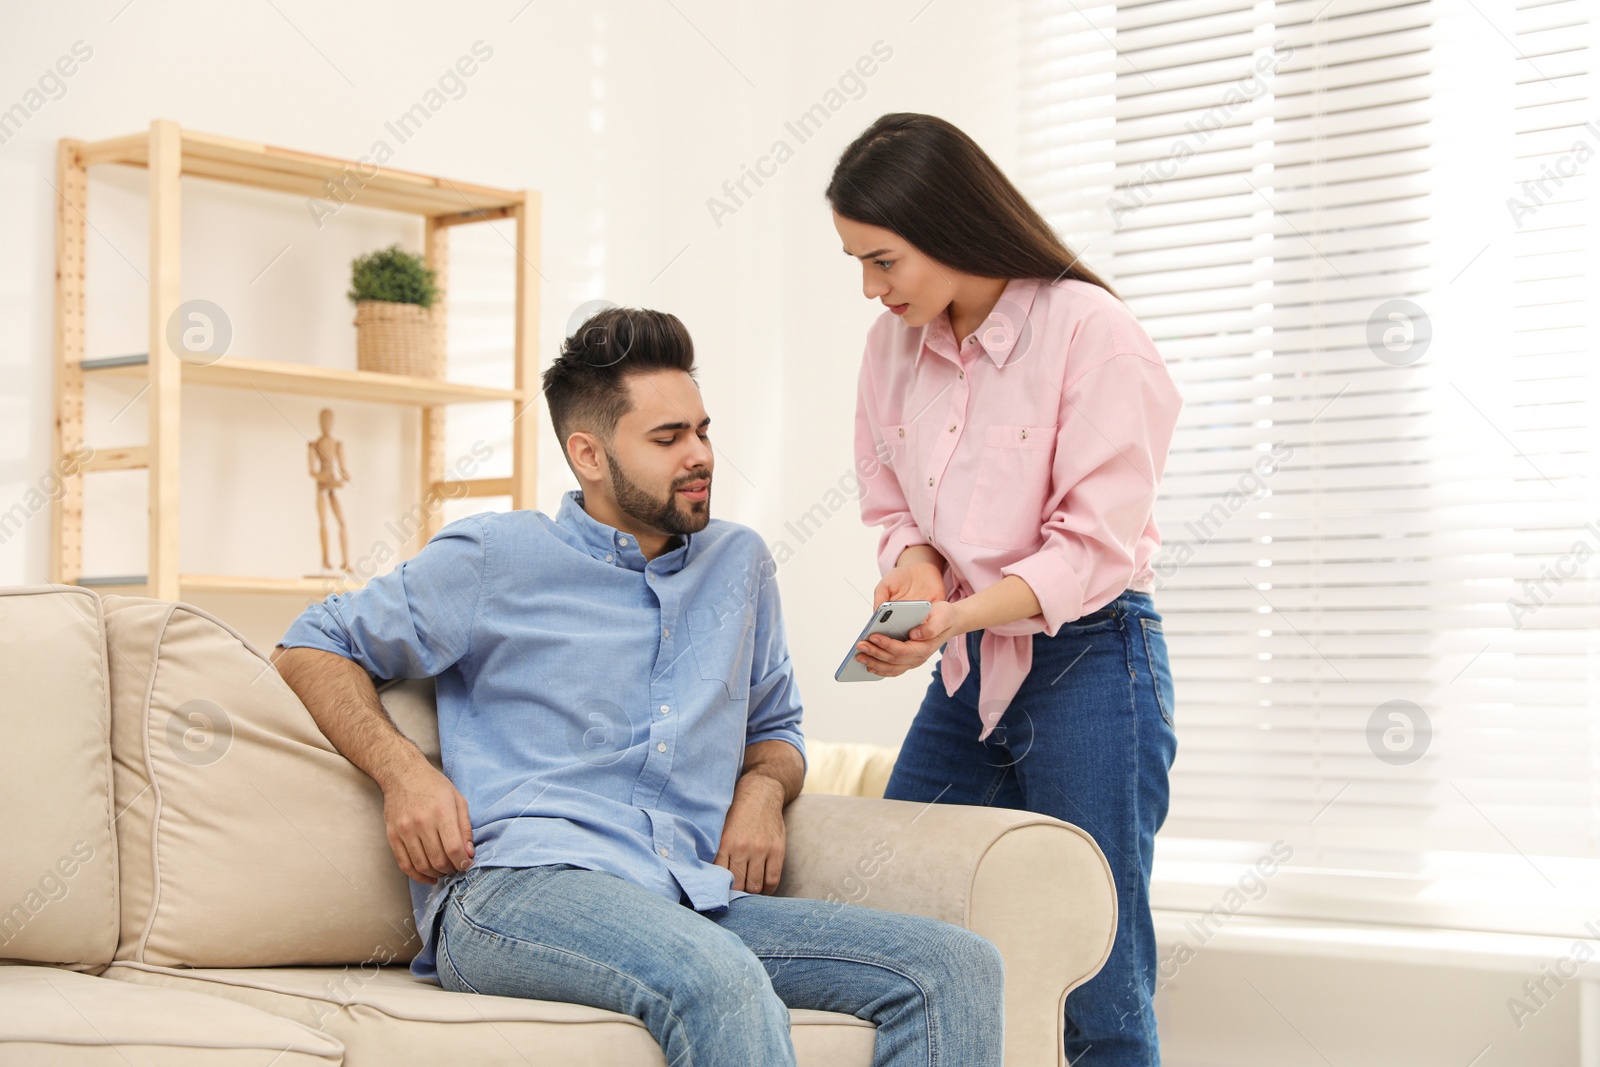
[831,113,1183,1066]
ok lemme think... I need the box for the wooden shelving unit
[52,120,542,600]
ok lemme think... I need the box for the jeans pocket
[452,864,492,907]
[459,864,586,925]
[1139,617,1174,729]
[1062,604,1119,634]
[456,864,526,922]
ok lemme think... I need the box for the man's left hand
[715,773,787,894]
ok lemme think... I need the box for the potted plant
[348,244,442,378]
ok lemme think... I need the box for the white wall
[0,2,1575,1064]
[0,0,1032,748]
[0,0,934,748]
[1155,948,1579,1066]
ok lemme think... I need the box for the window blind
[1020,0,1600,936]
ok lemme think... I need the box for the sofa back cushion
[0,585,119,970]
[101,594,440,967]
[801,740,899,798]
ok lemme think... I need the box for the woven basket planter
[354,300,442,378]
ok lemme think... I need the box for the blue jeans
[884,589,1176,1067]
[434,861,1005,1066]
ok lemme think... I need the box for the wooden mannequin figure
[307,408,354,577]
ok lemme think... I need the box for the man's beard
[604,449,711,537]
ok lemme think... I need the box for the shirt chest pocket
[686,604,755,703]
[881,421,915,480]
[959,423,1057,551]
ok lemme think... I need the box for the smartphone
[834,600,934,683]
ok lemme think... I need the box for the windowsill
[1152,908,1600,978]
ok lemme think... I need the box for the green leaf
[348,243,439,309]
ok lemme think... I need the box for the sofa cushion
[101,595,439,968]
[0,963,342,1065]
[800,739,898,798]
[0,586,118,971]
[105,961,876,1066]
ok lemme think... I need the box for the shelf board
[77,126,523,218]
[76,573,365,596]
[82,353,520,407]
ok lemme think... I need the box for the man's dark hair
[541,307,697,463]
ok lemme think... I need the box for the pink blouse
[853,276,1183,741]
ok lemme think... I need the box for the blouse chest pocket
[686,604,755,703]
[880,423,914,477]
[959,423,1057,551]
[880,422,925,519]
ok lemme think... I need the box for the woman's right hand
[874,546,948,608]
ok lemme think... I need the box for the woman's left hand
[854,600,965,678]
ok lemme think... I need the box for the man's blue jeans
[885,589,1177,1066]
[433,861,1005,1066]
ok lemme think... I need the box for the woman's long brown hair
[826,112,1118,300]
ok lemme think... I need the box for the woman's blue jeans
[434,860,1005,1066]
[885,589,1177,1067]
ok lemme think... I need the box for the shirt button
[656,742,667,753]
[1020,429,1029,440]
[927,477,934,487]
[659,846,670,858]
[659,704,670,714]
[605,554,614,562]
[948,424,956,432]
[663,627,670,638]
[958,369,965,379]
[619,537,630,546]
[897,427,905,438]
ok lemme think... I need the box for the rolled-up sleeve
[855,347,928,577]
[278,514,488,680]
[1001,317,1183,635]
[743,540,806,772]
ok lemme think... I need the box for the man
[271,307,1004,1066]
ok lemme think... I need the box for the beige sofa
[0,584,1116,1066]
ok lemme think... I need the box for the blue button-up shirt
[278,489,806,981]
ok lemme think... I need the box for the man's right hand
[382,762,476,885]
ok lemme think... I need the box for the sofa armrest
[778,793,1116,1067]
